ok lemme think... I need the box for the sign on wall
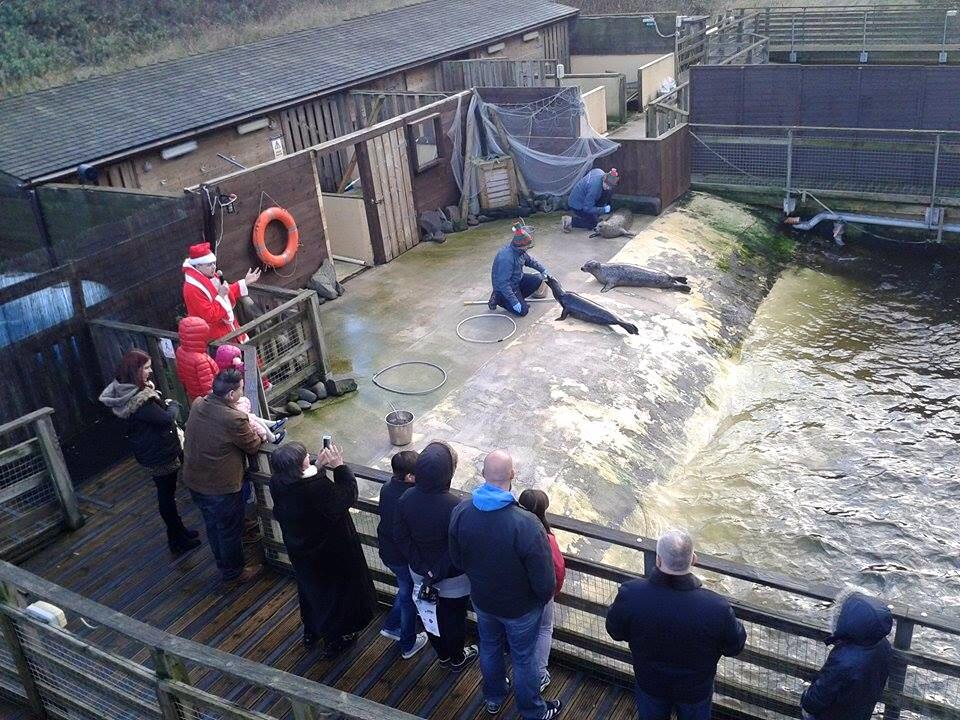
[270,137,285,159]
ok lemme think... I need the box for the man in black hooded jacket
[394,441,477,670]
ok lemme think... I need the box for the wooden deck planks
[14,459,632,719]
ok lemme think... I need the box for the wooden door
[364,127,419,262]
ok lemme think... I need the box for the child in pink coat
[213,345,285,443]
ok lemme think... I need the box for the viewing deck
[6,459,634,719]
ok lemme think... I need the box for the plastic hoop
[456,313,518,344]
[372,361,448,396]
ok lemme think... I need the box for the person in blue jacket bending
[563,167,620,231]
[487,223,549,317]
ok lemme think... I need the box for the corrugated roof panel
[0,0,576,181]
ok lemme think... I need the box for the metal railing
[0,409,82,562]
[748,5,960,60]
[0,561,417,720]
[247,455,960,720]
[689,124,960,215]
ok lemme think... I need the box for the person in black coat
[269,441,376,659]
[99,349,199,554]
[801,590,893,720]
[606,529,746,720]
[395,441,477,670]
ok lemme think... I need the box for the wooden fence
[439,59,558,91]
[349,91,449,129]
[602,124,691,213]
[0,409,82,563]
[0,560,415,720]
[245,454,960,720]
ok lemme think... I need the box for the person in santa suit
[181,242,262,344]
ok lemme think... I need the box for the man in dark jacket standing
[449,450,562,720]
[182,369,264,584]
[801,590,892,720]
[395,441,477,670]
[487,224,550,317]
[606,529,746,720]
[377,451,428,659]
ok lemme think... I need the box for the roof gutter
[24,9,578,187]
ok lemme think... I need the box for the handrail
[691,123,960,137]
[0,407,54,438]
[0,560,420,720]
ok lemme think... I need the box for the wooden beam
[336,95,385,192]
[0,584,47,718]
[32,413,83,531]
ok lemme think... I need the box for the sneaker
[539,670,551,693]
[302,631,318,649]
[561,215,572,233]
[448,644,478,672]
[272,429,286,445]
[269,417,287,433]
[485,677,511,715]
[380,627,402,642]
[401,632,428,659]
[487,291,498,311]
[541,699,562,719]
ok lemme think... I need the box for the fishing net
[447,88,619,215]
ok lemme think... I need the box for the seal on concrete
[581,259,691,294]
[545,276,639,335]
[592,209,635,238]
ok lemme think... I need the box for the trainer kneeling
[488,223,549,317]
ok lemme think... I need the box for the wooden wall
[206,152,328,291]
[411,102,462,213]
[598,124,690,214]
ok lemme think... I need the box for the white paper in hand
[412,583,440,636]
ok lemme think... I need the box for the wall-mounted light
[160,140,198,160]
[522,31,540,42]
[486,42,505,54]
[236,117,270,135]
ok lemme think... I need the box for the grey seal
[591,209,635,238]
[545,277,638,335]
[581,260,691,293]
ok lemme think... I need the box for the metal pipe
[792,211,960,235]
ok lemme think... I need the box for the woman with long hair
[269,441,377,659]
[518,489,566,693]
[99,349,199,554]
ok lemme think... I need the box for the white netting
[448,89,619,215]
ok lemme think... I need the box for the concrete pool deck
[288,194,779,541]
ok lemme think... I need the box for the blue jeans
[476,606,546,719]
[634,684,712,720]
[190,490,245,581]
[383,563,418,653]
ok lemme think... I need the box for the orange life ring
[252,207,299,268]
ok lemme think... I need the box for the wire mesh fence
[690,124,960,206]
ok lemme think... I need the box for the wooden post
[291,700,320,720]
[32,414,83,531]
[239,344,264,419]
[642,549,657,577]
[355,140,387,266]
[305,294,331,380]
[883,618,914,720]
[151,648,196,720]
[336,95,384,192]
[0,583,47,718]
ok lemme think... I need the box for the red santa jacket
[181,264,247,343]
[175,317,220,403]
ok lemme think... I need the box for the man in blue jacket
[488,224,550,317]
[563,167,620,231]
[606,529,746,720]
[449,450,562,720]
[801,590,892,720]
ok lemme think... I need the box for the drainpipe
[791,211,960,237]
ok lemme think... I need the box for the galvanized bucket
[385,410,414,446]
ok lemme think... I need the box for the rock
[309,382,329,400]
[284,401,303,416]
[325,376,358,397]
[452,218,468,232]
[306,258,344,300]
[477,214,491,223]
[440,220,454,233]
[419,209,446,242]
[467,215,480,226]
[269,406,288,418]
[445,205,461,222]
[296,400,313,411]
[297,387,318,403]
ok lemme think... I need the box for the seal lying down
[591,209,635,238]
[544,276,638,335]
[581,260,691,294]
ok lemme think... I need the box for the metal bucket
[385,410,414,446]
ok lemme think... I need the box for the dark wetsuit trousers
[494,273,543,316]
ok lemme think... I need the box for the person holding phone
[268,440,377,658]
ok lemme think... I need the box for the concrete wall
[560,74,624,120]
[581,86,608,134]
[638,53,675,109]
[571,53,664,77]
[322,193,374,265]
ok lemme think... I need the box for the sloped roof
[0,0,577,182]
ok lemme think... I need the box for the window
[408,115,442,173]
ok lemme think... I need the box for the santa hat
[185,242,216,266]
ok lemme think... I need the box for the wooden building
[0,0,576,192]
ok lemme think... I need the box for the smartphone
[322,435,332,450]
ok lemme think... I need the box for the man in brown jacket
[183,368,264,583]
